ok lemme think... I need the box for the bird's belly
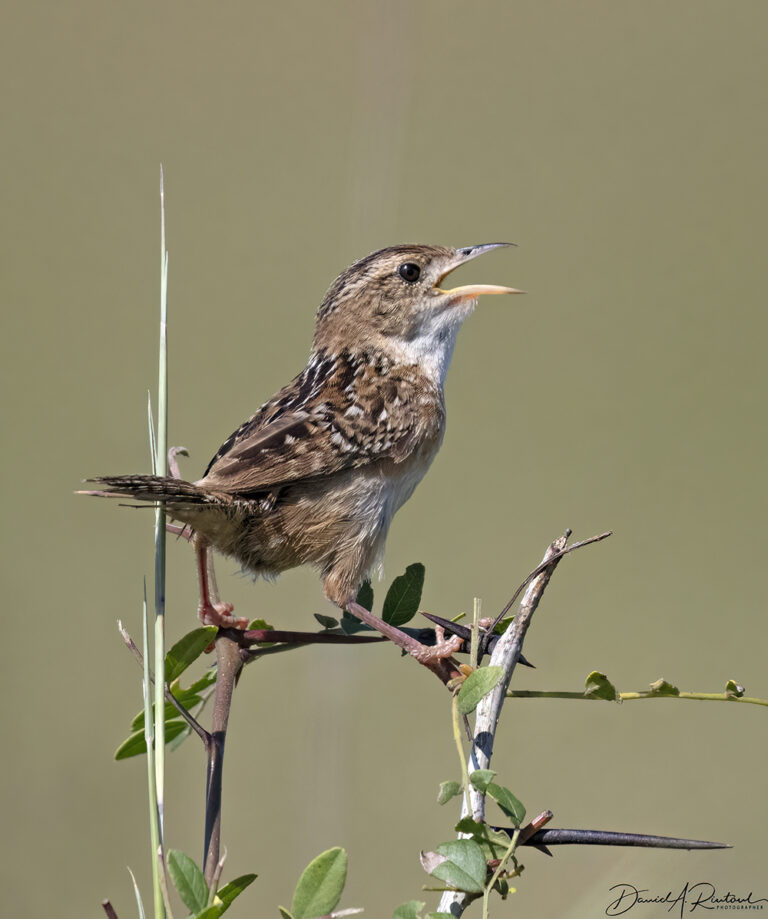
[231,449,437,582]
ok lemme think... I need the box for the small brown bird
[86,243,522,652]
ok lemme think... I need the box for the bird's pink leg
[195,539,249,629]
[165,444,247,630]
[344,600,462,683]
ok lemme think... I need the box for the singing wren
[86,243,522,649]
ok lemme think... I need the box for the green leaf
[292,847,347,919]
[649,678,679,696]
[167,849,208,913]
[340,613,371,635]
[393,901,425,919]
[168,723,193,753]
[115,720,188,760]
[492,877,511,898]
[437,780,463,805]
[278,909,295,919]
[468,770,496,793]
[455,816,483,834]
[457,666,503,714]
[431,839,487,894]
[314,614,339,629]
[186,669,218,693]
[165,628,217,682]
[486,783,526,827]
[584,670,620,702]
[454,818,512,861]
[726,679,745,698]
[131,690,203,732]
[190,908,223,919]
[216,874,258,912]
[382,564,424,626]
[247,617,275,631]
[356,580,374,612]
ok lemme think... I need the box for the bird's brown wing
[200,349,444,495]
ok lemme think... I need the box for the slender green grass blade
[148,392,157,475]
[128,866,147,919]
[152,166,170,919]
[142,583,163,918]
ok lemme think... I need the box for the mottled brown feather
[200,348,445,495]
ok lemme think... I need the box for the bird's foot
[410,625,463,664]
[198,601,249,630]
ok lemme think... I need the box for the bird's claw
[410,625,463,664]
[198,601,249,630]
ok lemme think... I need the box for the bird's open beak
[438,242,525,301]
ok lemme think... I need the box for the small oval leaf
[437,780,462,805]
[167,849,208,913]
[292,847,347,919]
[584,670,620,702]
[356,580,374,612]
[382,564,425,626]
[455,818,513,861]
[165,628,217,682]
[190,908,223,919]
[431,840,486,894]
[216,873,257,911]
[393,901,426,919]
[457,666,503,714]
[468,770,496,793]
[131,691,203,732]
[649,678,679,696]
[115,720,188,760]
[486,783,526,827]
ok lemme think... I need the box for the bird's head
[313,243,523,384]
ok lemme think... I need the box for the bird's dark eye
[398,262,421,283]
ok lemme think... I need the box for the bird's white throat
[389,300,475,388]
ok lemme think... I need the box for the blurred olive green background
[2,1,766,916]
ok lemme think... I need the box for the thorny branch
[203,632,242,885]
[438,529,607,916]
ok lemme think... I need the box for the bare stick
[119,620,211,746]
[437,531,574,916]
[240,627,387,646]
[166,685,211,747]
[101,900,119,919]
[470,531,570,783]
[485,530,611,646]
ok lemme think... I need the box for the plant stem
[482,828,520,919]
[203,632,242,885]
[469,597,481,671]
[150,166,170,917]
[142,591,164,919]
[507,689,768,706]
[451,692,470,811]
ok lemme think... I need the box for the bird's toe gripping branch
[343,600,463,684]
[410,625,464,665]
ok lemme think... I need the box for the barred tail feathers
[81,475,229,508]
